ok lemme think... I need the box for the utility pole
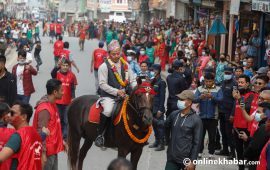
[140,0,149,27]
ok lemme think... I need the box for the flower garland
[122,97,152,144]
[107,57,129,87]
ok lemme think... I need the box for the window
[117,0,122,3]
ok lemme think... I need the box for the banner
[230,0,240,15]
[252,0,270,12]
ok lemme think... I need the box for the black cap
[151,64,161,72]
[224,66,233,73]
[204,67,215,73]
[172,60,184,68]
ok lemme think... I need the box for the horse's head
[129,80,156,126]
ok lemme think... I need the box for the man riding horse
[95,40,137,147]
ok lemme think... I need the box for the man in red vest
[79,28,86,51]
[51,58,77,141]
[91,41,108,91]
[55,20,62,40]
[53,36,64,66]
[0,101,43,170]
[33,79,66,170]
[231,74,254,170]
[59,41,80,73]
[49,21,55,44]
[0,102,15,170]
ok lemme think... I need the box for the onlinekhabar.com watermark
[183,158,260,166]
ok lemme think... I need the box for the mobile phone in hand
[233,127,240,135]
[240,96,245,105]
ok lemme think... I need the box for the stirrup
[94,135,105,147]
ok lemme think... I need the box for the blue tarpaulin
[208,17,228,36]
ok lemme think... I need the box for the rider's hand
[76,68,80,73]
[117,90,126,98]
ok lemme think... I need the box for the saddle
[88,98,124,126]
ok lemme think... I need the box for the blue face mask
[224,74,232,80]
[177,100,186,110]
[254,112,262,122]
[150,71,155,77]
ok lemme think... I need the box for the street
[6,36,238,170]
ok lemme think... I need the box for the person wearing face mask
[138,47,150,65]
[148,64,166,151]
[0,55,16,107]
[194,73,223,159]
[146,42,155,67]
[12,50,37,104]
[153,90,202,170]
[215,53,228,85]
[239,76,269,137]
[197,47,210,80]
[215,67,237,159]
[231,74,254,170]
[126,50,140,77]
[0,101,43,170]
[239,102,270,170]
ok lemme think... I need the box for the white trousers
[100,97,115,117]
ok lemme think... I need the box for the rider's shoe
[94,114,108,147]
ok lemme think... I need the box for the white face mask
[140,51,145,55]
[177,100,186,110]
[202,52,206,56]
[18,59,26,65]
[127,56,132,62]
[224,74,232,80]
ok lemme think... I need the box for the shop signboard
[230,0,240,15]
[99,0,111,13]
[193,0,201,5]
[252,0,270,13]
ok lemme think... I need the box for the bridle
[128,82,156,117]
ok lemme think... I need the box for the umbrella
[208,16,228,36]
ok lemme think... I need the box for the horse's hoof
[101,147,107,151]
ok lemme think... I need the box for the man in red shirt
[51,58,77,140]
[90,41,108,91]
[59,42,80,73]
[49,21,55,44]
[55,20,62,39]
[33,79,66,170]
[0,101,43,170]
[79,28,87,51]
[53,36,64,66]
[0,102,15,170]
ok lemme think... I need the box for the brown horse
[67,82,155,170]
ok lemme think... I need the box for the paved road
[6,36,238,170]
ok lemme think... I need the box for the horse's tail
[67,97,85,170]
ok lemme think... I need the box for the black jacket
[153,109,203,163]
[166,71,188,109]
[0,70,17,106]
[152,76,166,114]
[218,79,237,116]
[244,121,270,161]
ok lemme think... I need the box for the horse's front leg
[130,147,143,170]
[118,148,129,158]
